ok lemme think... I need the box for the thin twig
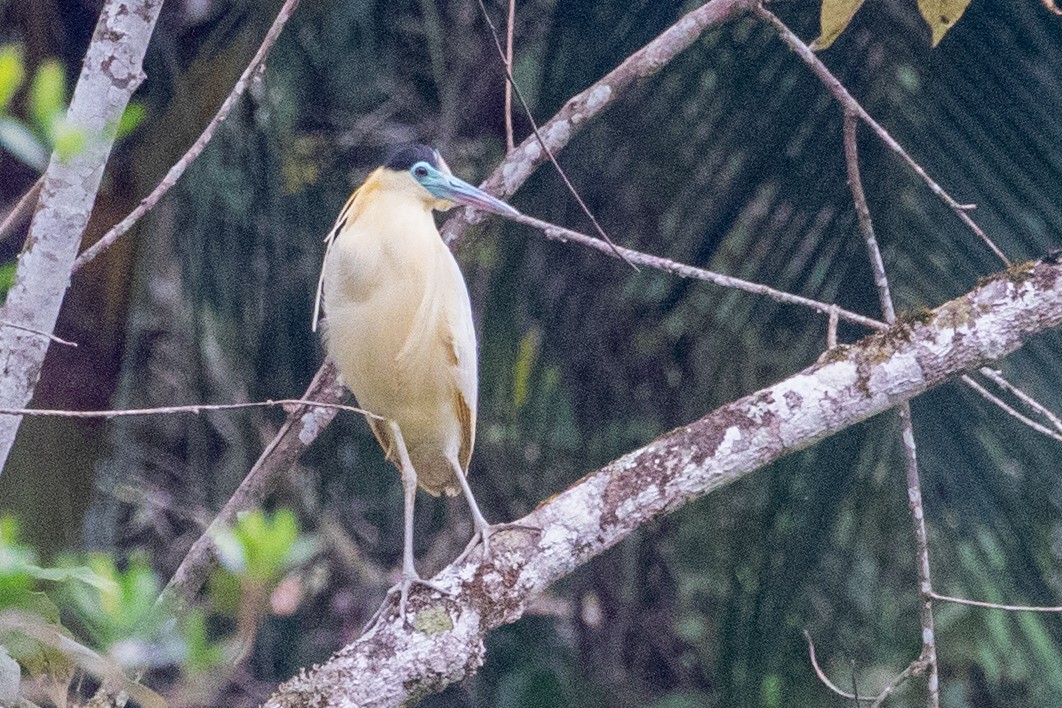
[441,0,750,245]
[756,5,1011,267]
[844,105,939,708]
[978,367,1062,434]
[929,591,1062,612]
[509,211,887,330]
[827,304,840,348]
[851,659,860,707]
[0,398,382,421]
[475,0,638,271]
[72,0,302,271]
[0,176,43,245]
[959,374,1062,444]
[162,364,346,608]
[504,0,516,152]
[898,405,939,708]
[0,320,77,346]
[515,187,1048,449]
[802,630,877,703]
[868,658,927,708]
[844,111,894,321]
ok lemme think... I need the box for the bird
[315,144,522,621]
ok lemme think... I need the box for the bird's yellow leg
[451,459,541,566]
[369,421,452,629]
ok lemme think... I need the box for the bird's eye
[413,163,429,179]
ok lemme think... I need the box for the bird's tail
[409,448,461,497]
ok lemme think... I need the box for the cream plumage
[316,145,520,621]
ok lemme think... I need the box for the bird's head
[379,144,520,218]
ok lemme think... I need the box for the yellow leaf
[917,0,973,46]
[812,0,866,51]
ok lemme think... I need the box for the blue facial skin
[409,161,521,218]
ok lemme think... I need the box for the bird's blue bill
[415,163,521,218]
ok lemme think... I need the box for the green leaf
[0,589,74,681]
[51,119,87,161]
[811,0,865,51]
[917,0,973,46]
[212,509,314,585]
[0,262,15,297]
[30,564,117,592]
[28,59,65,137]
[0,589,62,625]
[0,44,25,113]
[182,611,225,673]
[116,102,145,139]
[0,116,48,170]
[61,554,166,652]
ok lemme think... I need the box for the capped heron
[316,144,521,620]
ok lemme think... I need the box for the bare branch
[0,398,381,421]
[510,211,886,330]
[0,320,77,347]
[161,363,346,609]
[868,659,927,708]
[843,111,894,322]
[843,107,939,708]
[978,367,1062,434]
[960,374,1062,444]
[441,0,754,245]
[72,0,302,272]
[265,260,1062,707]
[827,304,840,349]
[474,0,636,269]
[898,404,939,708]
[0,0,163,472]
[930,592,1062,613]
[504,0,516,152]
[755,5,1011,267]
[0,176,43,245]
[803,630,873,702]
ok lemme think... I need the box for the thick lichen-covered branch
[265,259,1062,707]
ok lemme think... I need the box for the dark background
[2,0,1061,705]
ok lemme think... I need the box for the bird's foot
[455,521,542,566]
[362,574,453,633]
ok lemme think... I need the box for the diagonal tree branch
[440,0,754,245]
[0,0,163,473]
[72,0,302,272]
[160,363,345,611]
[265,259,1062,707]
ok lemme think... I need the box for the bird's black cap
[385,144,441,171]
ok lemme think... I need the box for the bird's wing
[454,385,475,472]
[313,181,376,332]
[392,243,478,471]
[444,267,478,472]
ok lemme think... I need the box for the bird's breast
[320,201,477,452]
